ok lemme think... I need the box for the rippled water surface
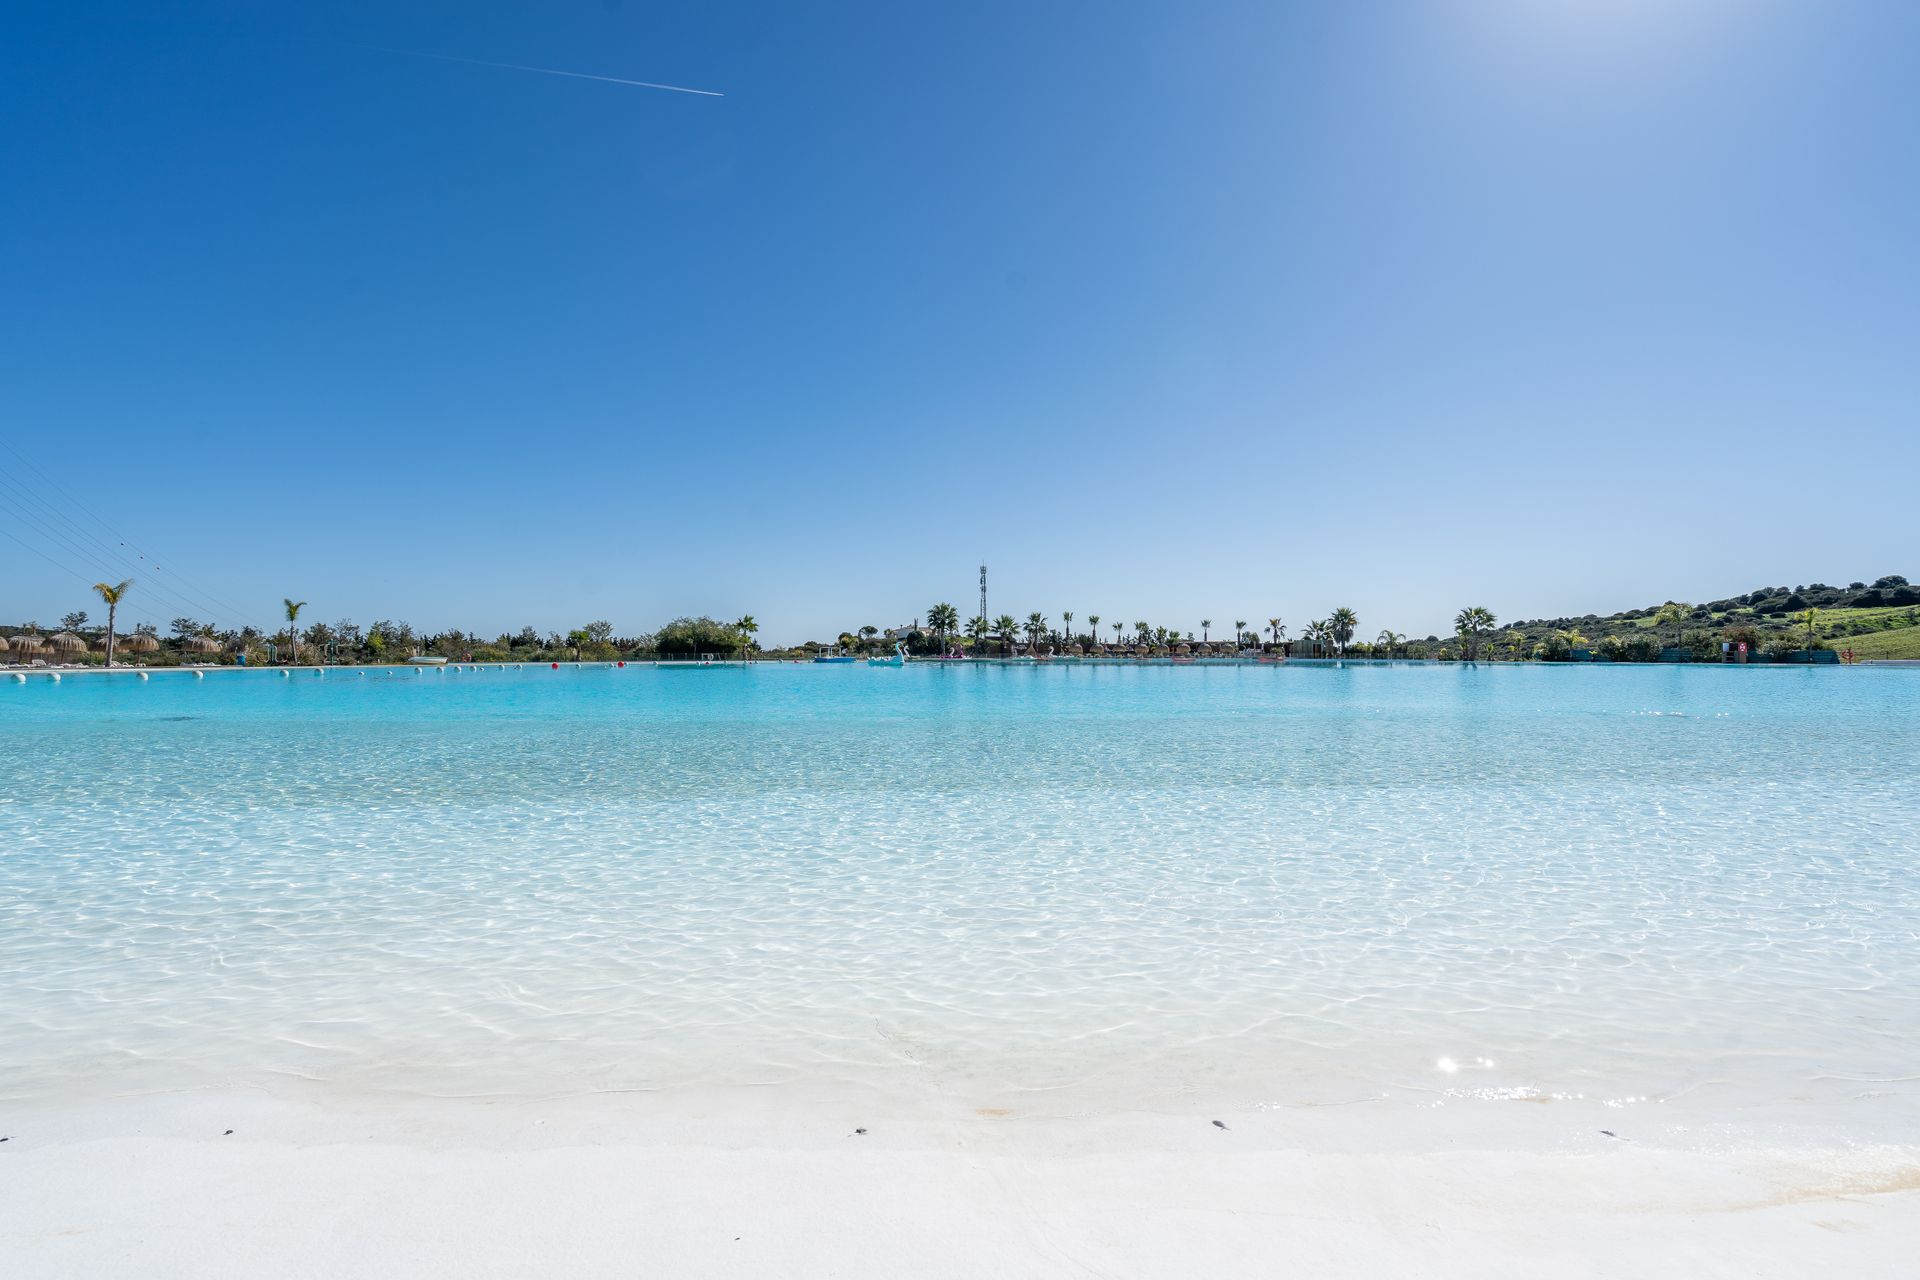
[4,663,1917,1137]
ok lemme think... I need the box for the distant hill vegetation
[1503,574,1918,661]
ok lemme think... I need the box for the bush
[653,617,745,657]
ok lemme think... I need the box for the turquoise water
[4,663,1917,1139]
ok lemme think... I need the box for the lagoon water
[4,662,1917,1149]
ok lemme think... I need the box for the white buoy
[281,670,291,678]
[193,670,205,679]
[138,671,150,682]
[10,672,24,683]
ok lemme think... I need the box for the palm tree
[284,598,307,664]
[1304,619,1332,655]
[1452,606,1496,661]
[1329,607,1358,656]
[1086,614,1100,648]
[1061,611,1074,647]
[928,603,959,652]
[1025,612,1048,654]
[1200,619,1212,643]
[993,614,1018,656]
[966,615,990,649]
[1268,617,1284,648]
[1111,621,1123,646]
[1133,620,1150,644]
[1794,606,1820,653]
[92,579,133,667]
[1376,629,1404,657]
[1234,619,1247,649]
[1504,629,1529,661]
[733,615,759,655]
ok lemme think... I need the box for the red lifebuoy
[551,662,559,669]
[617,661,625,668]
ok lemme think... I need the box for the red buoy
[617,661,626,668]
[551,662,559,669]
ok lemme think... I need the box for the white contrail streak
[380,48,723,97]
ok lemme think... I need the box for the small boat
[406,656,448,666]
[813,653,856,664]
[866,643,906,667]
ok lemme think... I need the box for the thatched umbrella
[49,632,87,656]
[125,634,160,653]
[12,635,46,659]
[1175,642,1191,655]
[0,635,10,656]
[182,636,221,655]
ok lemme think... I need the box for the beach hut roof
[48,632,87,652]
[124,634,160,652]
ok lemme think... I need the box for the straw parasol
[12,634,46,658]
[182,636,221,654]
[125,634,160,653]
[0,635,10,656]
[48,632,87,655]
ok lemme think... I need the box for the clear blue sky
[4,1,1915,644]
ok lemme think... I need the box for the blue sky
[4,1,1915,644]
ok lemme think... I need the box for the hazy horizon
[6,2,1915,642]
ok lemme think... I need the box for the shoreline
[5,1088,1915,1278]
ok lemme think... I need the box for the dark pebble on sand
[224,1129,234,1136]
[1212,1120,1229,1130]
[854,1128,867,1135]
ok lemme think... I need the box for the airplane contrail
[379,48,723,97]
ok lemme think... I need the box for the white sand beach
[5,1089,1916,1279]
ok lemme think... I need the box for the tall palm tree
[1452,606,1496,661]
[1794,606,1820,653]
[1200,618,1212,643]
[1304,619,1332,655]
[928,603,959,651]
[1234,619,1247,649]
[1504,629,1529,661]
[1087,614,1100,648]
[1134,620,1150,644]
[733,615,759,655]
[1061,611,1074,647]
[92,579,133,667]
[1268,617,1284,647]
[993,613,1018,656]
[1025,611,1048,654]
[1376,629,1404,657]
[1111,621,1123,646]
[966,615,990,649]
[284,598,307,665]
[1329,607,1358,656]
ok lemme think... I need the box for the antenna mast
[978,564,988,622]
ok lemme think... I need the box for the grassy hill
[1498,574,1918,661]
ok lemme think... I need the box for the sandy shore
[4,1090,1915,1278]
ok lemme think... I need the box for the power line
[0,440,254,625]
[0,487,239,628]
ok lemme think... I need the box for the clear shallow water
[4,663,1917,1139]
